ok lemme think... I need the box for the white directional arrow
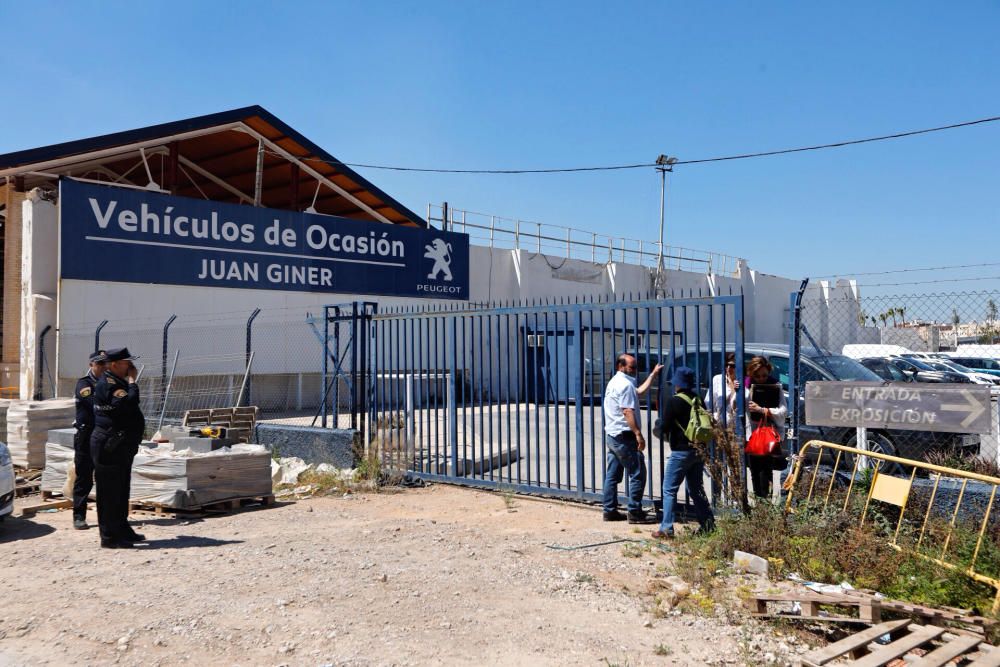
[940,389,988,428]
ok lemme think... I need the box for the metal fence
[785,439,1000,612]
[787,284,1000,464]
[427,203,745,277]
[367,294,745,506]
[55,307,344,428]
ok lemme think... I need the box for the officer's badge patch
[113,389,128,398]
[79,387,92,398]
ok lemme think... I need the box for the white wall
[50,239,800,390]
[20,191,58,398]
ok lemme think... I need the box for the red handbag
[745,409,779,456]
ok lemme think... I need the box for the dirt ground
[0,485,795,666]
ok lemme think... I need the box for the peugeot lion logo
[423,238,453,281]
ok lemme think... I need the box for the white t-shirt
[603,371,638,437]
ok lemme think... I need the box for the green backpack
[675,392,714,444]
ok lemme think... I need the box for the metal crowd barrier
[783,440,1000,612]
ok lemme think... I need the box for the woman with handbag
[744,356,787,499]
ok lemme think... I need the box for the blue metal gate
[367,295,744,505]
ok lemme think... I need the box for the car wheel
[843,431,904,475]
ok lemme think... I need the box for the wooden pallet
[129,494,275,517]
[847,591,996,635]
[799,620,1000,666]
[749,591,882,623]
[19,498,73,517]
[753,588,995,636]
[15,481,40,497]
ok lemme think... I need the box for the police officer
[71,350,107,530]
[91,347,146,548]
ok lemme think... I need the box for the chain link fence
[797,284,1000,464]
[55,307,351,430]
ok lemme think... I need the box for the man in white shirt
[601,353,663,523]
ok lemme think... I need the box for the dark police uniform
[72,363,103,525]
[91,348,146,547]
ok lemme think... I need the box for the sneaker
[602,510,627,522]
[73,518,89,530]
[627,510,657,525]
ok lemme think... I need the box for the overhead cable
[264,114,1000,174]
[814,261,1000,279]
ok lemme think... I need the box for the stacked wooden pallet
[749,588,995,636]
[183,406,258,443]
[7,399,75,468]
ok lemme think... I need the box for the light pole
[655,154,678,283]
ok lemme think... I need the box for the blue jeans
[602,432,646,513]
[659,449,714,535]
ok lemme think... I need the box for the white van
[841,343,911,360]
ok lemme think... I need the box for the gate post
[94,320,108,353]
[574,309,586,498]
[734,294,749,512]
[160,314,177,415]
[788,279,808,456]
[448,314,459,475]
[244,308,260,407]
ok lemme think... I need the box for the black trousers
[747,455,773,499]
[90,429,134,542]
[72,428,95,520]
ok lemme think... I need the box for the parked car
[920,359,1000,385]
[888,356,972,384]
[672,344,980,462]
[858,357,914,383]
[901,352,950,361]
[0,441,13,521]
[946,356,1000,379]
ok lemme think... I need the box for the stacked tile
[130,443,273,509]
[0,398,11,444]
[41,428,77,494]
[7,399,75,469]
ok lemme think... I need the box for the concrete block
[447,447,521,477]
[734,550,769,577]
[255,424,356,468]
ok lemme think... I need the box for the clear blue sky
[2,1,998,299]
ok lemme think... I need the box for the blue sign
[59,179,470,299]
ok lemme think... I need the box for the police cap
[89,350,108,363]
[105,347,139,362]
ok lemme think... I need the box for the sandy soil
[0,485,796,666]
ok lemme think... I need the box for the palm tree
[988,299,998,327]
[898,306,906,326]
[887,309,898,327]
[952,309,960,348]
[879,313,888,328]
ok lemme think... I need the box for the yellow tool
[199,427,222,438]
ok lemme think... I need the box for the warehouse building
[0,106,798,406]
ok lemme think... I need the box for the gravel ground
[0,485,806,666]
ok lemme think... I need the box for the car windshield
[809,354,882,382]
[939,360,970,372]
[897,357,934,371]
[927,360,966,373]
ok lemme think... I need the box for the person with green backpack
[651,367,715,540]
